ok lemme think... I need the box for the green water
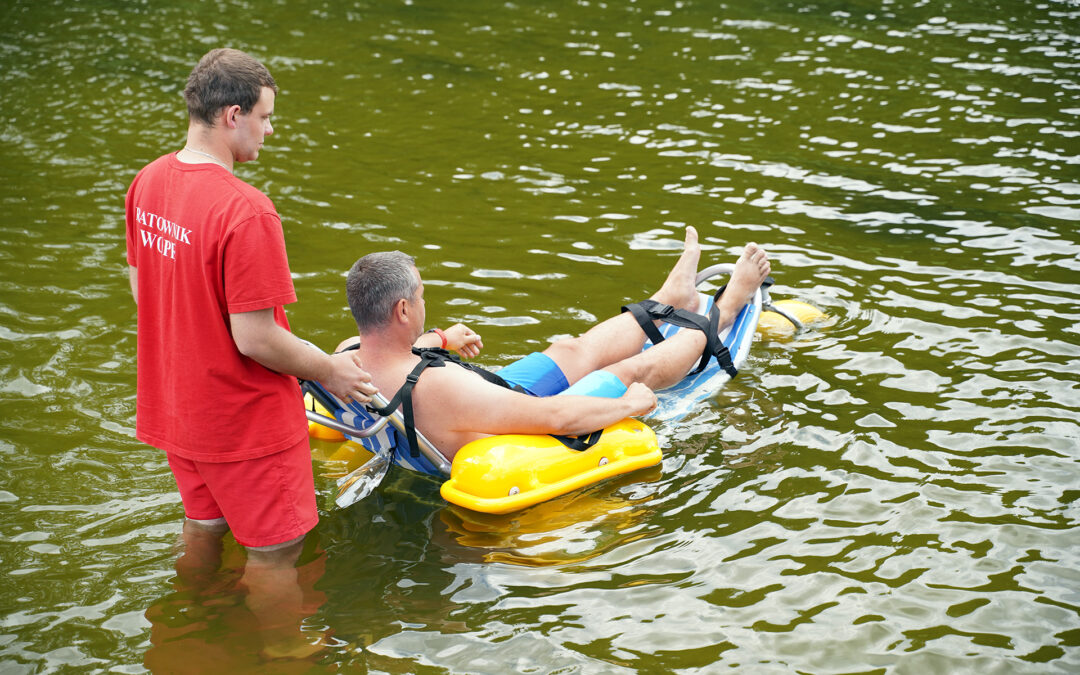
[2,0,1079,672]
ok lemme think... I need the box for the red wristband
[432,327,447,349]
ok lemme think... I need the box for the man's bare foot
[651,226,702,312]
[714,243,771,329]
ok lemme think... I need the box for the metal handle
[695,263,734,286]
[305,409,390,438]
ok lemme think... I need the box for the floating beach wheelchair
[304,264,822,514]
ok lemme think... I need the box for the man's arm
[415,323,483,358]
[230,308,378,403]
[337,323,483,357]
[418,364,656,440]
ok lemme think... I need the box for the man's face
[234,86,275,163]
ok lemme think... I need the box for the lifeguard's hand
[323,350,378,404]
[623,382,658,416]
[443,323,483,359]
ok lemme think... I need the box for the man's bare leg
[543,227,704,384]
[605,241,771,391]
[711,242,771,333]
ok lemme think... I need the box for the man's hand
[322,349,378,404]
[622,382,658,417]
[442,323,483,359]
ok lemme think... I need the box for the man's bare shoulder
[414,359,495,392]
[411,358,528,420]
[409,358,531,450]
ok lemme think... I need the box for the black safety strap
[621,287,738,378]
[344,343,519,390]
[549,429,604,452]
[620,301,672,347]
[367,347,526,458]
[367,349,442,458]
[458,354,527,393]
[695,284,737,378]
[357,345,608,456]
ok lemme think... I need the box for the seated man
[339,226,770,459]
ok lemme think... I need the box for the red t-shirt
[125,153,307,462]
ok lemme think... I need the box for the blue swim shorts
[496,352,570,397]
[560,370,628,399]
[496,352,628,400]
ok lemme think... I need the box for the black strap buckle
[550,429,604,452]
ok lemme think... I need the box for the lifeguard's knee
[246,534,306,568]
[186,516,228,530]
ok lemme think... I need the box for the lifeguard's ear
[224,104,242,129]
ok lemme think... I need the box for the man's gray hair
[346,251,419,332]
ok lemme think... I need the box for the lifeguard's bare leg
[241,536,326,659]
[544,226,703,384]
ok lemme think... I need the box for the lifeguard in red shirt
[125,49,376,557]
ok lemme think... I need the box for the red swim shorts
[166,438,318,548]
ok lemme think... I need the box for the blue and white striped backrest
[302,378,449,477]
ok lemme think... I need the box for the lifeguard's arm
[128,265,138,304]
[230,308,378,403]
[420,365,656,438]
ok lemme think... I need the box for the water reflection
[439,468,662,567]
[143,529,328,671]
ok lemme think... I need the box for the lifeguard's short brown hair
[182,48,277,126]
